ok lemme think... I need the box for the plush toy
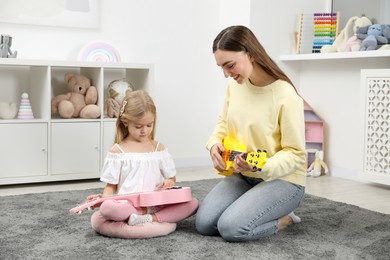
[51,73,101,119]
[104,79,133,118]
[0,101,17,119]
[307,150,329,177]
[321,16,372,53]
[356,24,390,51]
[343,35,362,52]
[0,34,17,58]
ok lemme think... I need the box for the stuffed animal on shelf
[51,73,101,119]
[356,24,390,51]
[321,16,372,53]
[343,35,362,52]
[104,79,133,118]
[0,34,17,58]
[307,150,329,177]
[0,101,17,119]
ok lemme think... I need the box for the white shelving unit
[280,49,390,61]
[0,59,153,185]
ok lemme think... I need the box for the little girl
[88,89,199,239]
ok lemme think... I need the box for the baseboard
[329,164,364,182]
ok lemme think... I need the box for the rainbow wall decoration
[296,12,339,54]
[78,41,122,62]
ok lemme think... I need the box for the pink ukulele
[70,186,192,214]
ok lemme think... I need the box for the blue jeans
[195,173,305,242]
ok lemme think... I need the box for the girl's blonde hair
[115,89,156,143]
[213,25,296,90]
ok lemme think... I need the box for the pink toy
[70,186,192,214]
[17,93,34,119]
[344,35,362,52]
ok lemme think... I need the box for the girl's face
[125,112,155,142]
[214,50,254,84]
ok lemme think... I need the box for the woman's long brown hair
[213,25,295,89]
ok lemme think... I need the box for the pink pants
[91,198,199,239]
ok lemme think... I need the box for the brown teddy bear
[51,72,101,119]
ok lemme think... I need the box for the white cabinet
[0,123,48,178]
[0,59,153,185]
[360,69,390,186]
[51,122,100,176]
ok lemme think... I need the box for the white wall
[249,0,331,86]
[0,0,255,169]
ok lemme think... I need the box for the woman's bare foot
[278,215,293,231]
[278,212,301,231]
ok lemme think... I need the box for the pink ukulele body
[70,186,192,214]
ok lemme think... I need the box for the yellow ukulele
[216,137,267,176]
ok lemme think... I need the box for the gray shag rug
[0,178,389,260]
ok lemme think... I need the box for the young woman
[195,25,306,242]
[88,89,198,239]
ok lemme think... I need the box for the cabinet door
[51,122,100,175]
[103,121,116,160]
[0,123,47,178]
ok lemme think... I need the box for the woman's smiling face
[214,50,254,84]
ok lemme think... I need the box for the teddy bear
[104,79,133,118]
[356,24,390,51]
[51,72,101,119]
[321,15,372,53]
[307,150,329,177]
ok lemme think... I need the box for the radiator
[360,69,390,185]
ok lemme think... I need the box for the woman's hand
[210,143,226,172]
[233,153,253,172]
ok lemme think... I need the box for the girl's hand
[86,193,102,202]
[85,193,103,209]
[157,178,176,189]
[210,143,226,172]
[233,153,253,172]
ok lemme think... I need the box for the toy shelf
[280,50,390,61]
[0,59,153,185]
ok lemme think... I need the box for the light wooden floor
[1,166,389,215]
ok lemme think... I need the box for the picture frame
[0,0,100,29]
